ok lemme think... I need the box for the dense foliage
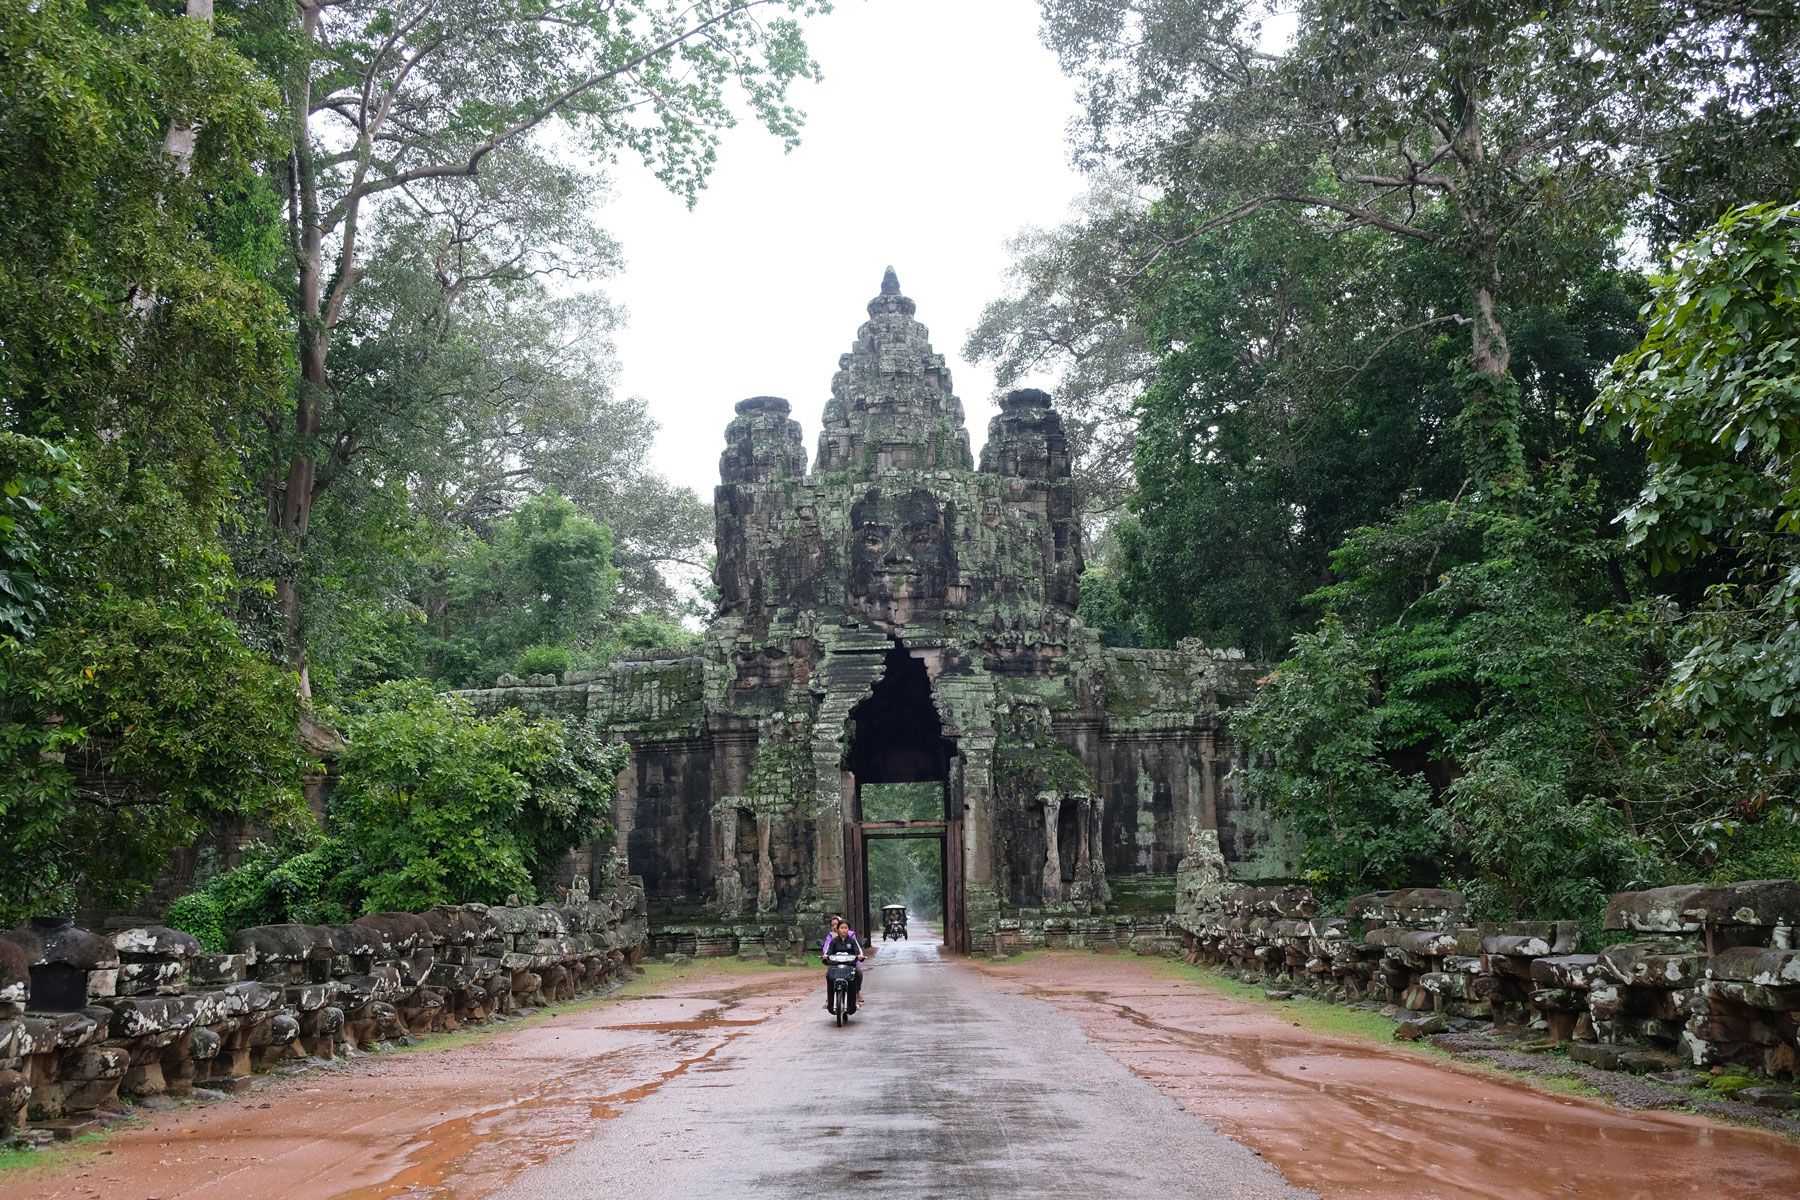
[1,0,824,920]
[0,0,309,922]
[970,0,1800,919]
[165,682,626,948]
[1594,202,1800,797]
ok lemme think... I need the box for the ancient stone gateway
[463,270,1297,956]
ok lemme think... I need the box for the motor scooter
[825,951,859,1026]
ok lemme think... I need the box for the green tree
[1234,616,1440,895]
[429,492,620,686]
[1239,469,1680,918]
[166,682,626,944]
[1037,0,1796,490]
[1593,200,1800,807]
[322,681,626,911]
[0,0,310,922]
[244,0,829,691]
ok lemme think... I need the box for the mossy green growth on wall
[746,714,813,809]
[993,703,1094,799]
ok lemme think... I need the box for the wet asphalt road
[501,933,1311,1199]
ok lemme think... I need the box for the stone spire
[815,269,973,476]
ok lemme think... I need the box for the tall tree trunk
[1450,72,1522,493]
[276,2,324,698]
[161,1,214,173]
[1461,271,1524,493]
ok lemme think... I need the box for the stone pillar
[1041,792,1064,905]
[1070,794,1094,910]
[712,803,745,918]
[808,743,847,916]
[961,735,996,886]
[1089,789,1109,908]
[756,813,776,913]
[610,744,638,860]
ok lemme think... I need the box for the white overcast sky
[599,0,1089,500]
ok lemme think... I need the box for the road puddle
[992,956,1800,1200]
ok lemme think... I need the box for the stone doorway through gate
[842,646,968,953]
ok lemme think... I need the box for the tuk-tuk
[881,904,908,941]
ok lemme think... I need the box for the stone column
[755,813,776,913]
[1041,792,1064,904]
[961,735,996,886]
[1089,790,1109,908]
[1070,794,1094,909]
[712,803,745,918]
[808,743,846,916]
[610,743,638,861]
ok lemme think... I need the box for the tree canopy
[965,0,1800,917]
[0,0,828,921]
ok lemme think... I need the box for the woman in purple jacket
[821,916,865,1011]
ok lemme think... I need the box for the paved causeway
[500,933,1307,1199]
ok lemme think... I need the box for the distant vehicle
[882,904,908,941]
[825,952,860,1026]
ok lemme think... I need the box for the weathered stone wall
[0,886,648,1140]
[1177,880,1800,1081]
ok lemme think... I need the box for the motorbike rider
[821,916,865,1013]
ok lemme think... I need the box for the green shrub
[163,893,226,954]
[514,644,571,680]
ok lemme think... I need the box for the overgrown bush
[163,681,626,942]
[514,644,571,680]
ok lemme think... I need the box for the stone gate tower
[464,271,1296,955]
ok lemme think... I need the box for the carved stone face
[849,488,954,619]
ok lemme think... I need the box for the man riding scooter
[821,916,864,1016]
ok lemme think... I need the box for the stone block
[284,983,334,1012]
[49,1011,99,1049]
[1598,942,1706,988]
[4,917,120,971]
[1707,946,1800,987]
[112,926,202,961]
[117,960,186,997]
[1530,955,1601,990]
[1481,934,1552,958]
[187,954,248,987]
[231,924,333,967]
[1605,880,1800,934]
[63,1046,129,1082]
[190,1028,222,1061]
[100,996,192,1038]
[1395,1012,1448,1040]
[1396,930,1460,957]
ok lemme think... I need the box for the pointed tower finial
[881,266,901,296]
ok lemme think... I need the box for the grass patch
[1156,958,1439,1049]
[0,1129,116,1176]
[1156,958,1619,1100]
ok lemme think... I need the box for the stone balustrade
[1180,880,1800,1079]
[0,887,647,1140]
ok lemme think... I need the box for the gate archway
[842,646,967,953]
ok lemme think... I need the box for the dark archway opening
[847,647,948,783]
[844,646,966,952]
